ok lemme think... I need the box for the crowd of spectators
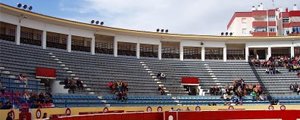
[0,91,53,109]
[251,56,289,68]
[290,82,300,95]
[213,78,266,105]
[209,86,222,95]
[251,56,300,74]
[251,56,288,74]
[64,78,84,93]
[286,56,300,72]
[108,81,128,101]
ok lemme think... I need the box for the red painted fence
[55,110,300,120]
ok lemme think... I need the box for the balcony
[252,10,275,17]
[290,22,300,27]
[283,23,290,28]
[288,33,300,36]
[252,21,276,27]
[252,32,276,37]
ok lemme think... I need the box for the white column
[245,46,249,61]
[201,47,205,61]
[67,34,72,52]
[15,24,21,45]
[136,43,140,59]
[42,30,47,49]
[291,46,295,58]
[180,42,184,61]
[114,40,118,57]
[223,46,227,61]
[91,36,95,55]
[267,46,271,60]
[158,42,162,60]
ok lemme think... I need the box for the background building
[227,3,300,37]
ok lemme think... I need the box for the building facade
[227,3,300,37]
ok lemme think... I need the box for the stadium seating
[46,49,160,95]
[254,67,298,95]
[52,94,104,107]
[1,39,300,107]
[0,77,43,92]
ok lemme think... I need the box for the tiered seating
[53,94,104,107]
[176,96,269,105]
[140,59,191,95]
[140,59,261,95]
[254,67,299,95]
[2,39,300,106]
[46,49,160,95]
[0,77,42,92]
[101,95,177,106]
[272,96,300,104]
[194,61,260,94]
[0,40,69,88]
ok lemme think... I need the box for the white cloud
[59,0,299,35]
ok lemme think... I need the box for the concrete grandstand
[0,3,300,120]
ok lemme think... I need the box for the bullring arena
[1,2,300,120]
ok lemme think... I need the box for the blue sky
[1,0,299,35]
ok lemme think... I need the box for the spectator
[156,72,161,78]
[18,74,28,81]
[6,112,13,120]
[69,79,76,94]
[169,107,174,112]
[23,91,30,102]
[107,81,113,91]
[157,72,166,80]
[121,91,127,101]
[117,91,127,101]
[42,79,51,92]
[38,92,45,103]
[76,79,84,90]
[123,82,128,92]
[0,80,5,94]
[108,81,129,101]
[42,113,48,119]
[290,82,298,92]
[158,86,166,95]
[259,92,267,101]
[186,107,190,111]
[0,102,2,109]
[1,101,12,109]
[64,78,70,88]
[250,91,257,101]
[18,73,28,88]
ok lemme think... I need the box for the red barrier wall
[56,110,300,120]
[165,110,300,120]
[55,112,163,120]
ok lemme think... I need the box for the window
[254,27,267,32]
[241,18,247,24]
[283,18,289,23]
[292,27,300,33]
[268,16,276,21]
[242,28,247,34]
[269,28,276,32]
